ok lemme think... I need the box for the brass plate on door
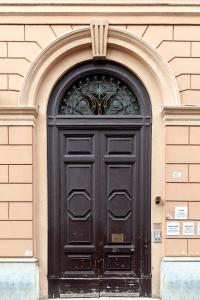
[112,233,124,243]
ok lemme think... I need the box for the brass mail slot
[112,233,124,243]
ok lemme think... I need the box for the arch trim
[19,26,180,107]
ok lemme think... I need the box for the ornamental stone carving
[90,19,109,58]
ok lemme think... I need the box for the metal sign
[112,233,124,243]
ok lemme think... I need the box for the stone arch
[23,27,179,298]
[20,26,180,108]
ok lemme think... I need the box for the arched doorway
[47,61,152,298]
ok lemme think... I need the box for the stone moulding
[0,106,38,126]
[19,26,180,107]
[1,0,200,14]
[162,105,200,125]
[1,1,200,25]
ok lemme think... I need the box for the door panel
[99,131,139,295]
[48,127,151,297]
[60,131,98,281]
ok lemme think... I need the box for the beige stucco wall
[0,126,33,255]
[1,1,200,298]
[1,23,200,106]
[165,126,200,256]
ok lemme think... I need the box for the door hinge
[144,240,150,248]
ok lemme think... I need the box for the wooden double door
[48,125,151,298]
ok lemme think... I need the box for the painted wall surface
[165,126,200,256]
[1,1,200,299]
[0,24,200,106]
[0,126,33,253]
[1,12,200,259]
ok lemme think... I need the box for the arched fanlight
[58,73,140,115]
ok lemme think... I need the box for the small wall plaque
[175,206,188,220]
[167,222,180,235]
[172,170,182,179]
[197,223,200,235]
[112,233,124,243]
[183,222,195,235]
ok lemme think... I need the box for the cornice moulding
[1,1,200,15]
[162,105,200,125]
[0,106,38,126]
[162,105,200,116]
[1,0,200,6]
[0,106,38,116]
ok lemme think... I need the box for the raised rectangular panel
[68,217,92,244]
[65,164,94,245]
[67,254,93,271]
[67,164,93,195]
[66,137,93,154]
[107,254,132,271]
[107,165,133,196]
[108,217,132,244]
[107,137,134,154]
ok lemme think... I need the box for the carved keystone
[90,19,109,58]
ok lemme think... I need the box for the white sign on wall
[183,222,195,235]
[172,170,182,179]
[197,223,200,235]
[175,206,188,220]
[167,222,180,235]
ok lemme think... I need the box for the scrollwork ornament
[59,74,140,115]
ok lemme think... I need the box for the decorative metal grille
[58,74,140,115]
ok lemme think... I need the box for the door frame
[47,61,152,297]
[26,26,178,298]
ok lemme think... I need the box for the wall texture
[1,1,200,299]
[0,125,33,257]
[1,23,200,257]
[165,126,200,256]
[1,24,200,106]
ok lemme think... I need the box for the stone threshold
[50,298,160,300]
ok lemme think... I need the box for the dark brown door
[48,61,151,298]
[48,126,151,298]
